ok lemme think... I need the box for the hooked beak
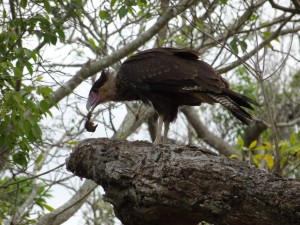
[86,92,99,112]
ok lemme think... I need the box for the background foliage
[0,0,299,224]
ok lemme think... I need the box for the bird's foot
[153,136,163,145]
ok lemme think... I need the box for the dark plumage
[86,47,259,143]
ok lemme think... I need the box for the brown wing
[118,48,228,93]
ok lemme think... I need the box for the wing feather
[118,48,226,93]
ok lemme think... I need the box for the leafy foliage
[0,176,52,224]
[0,0,65,167]
[237,131,300,175]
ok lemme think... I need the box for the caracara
[86,48,258,144]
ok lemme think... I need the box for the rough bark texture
[66,138,300,225]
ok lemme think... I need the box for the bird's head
[86,70,115,112]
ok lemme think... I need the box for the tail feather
[208,93,256,125]
[223,89,260,109]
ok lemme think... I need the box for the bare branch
[195,0,268,54]
[268,0,300,13]
[217,14,296,74]
[276,116,300,127]
[36,180,97,225]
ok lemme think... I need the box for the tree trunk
[66,138,300,225]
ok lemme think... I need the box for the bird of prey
[86,47,258,144]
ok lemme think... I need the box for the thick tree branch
[67,138,300,225]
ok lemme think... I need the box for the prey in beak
[85,71,109,132]
[85,111,98,132]
[85,91,101,132]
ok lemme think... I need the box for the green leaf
[20,0,28,8]
[260,21,269,27]
[24,48,37,62]
[44,1,51,13]
[35,153,43,164]
[254,146,267,151]
[19,139,32,152]
[274,37,280,43]
[249,140,257,149]
[0,134,6,148]
[23,119,33,140]
[99,10,110,20]
[31,124,42,141]
[35,75,43,81]
[279,140,289,153]
[262,141,272,150]
[240,40,247,52]
[253,153,263,167]
[229,154,239,159]
[37,86,53,97]
[250,14,259,21]
[137,0,147,7]
[230,38,239,55]
[24,61,33,75]
[237,136,244,147]
[13,67,23,79]
[12,92,22,105]
[118,6,128,19]
[264,154,274,169]
[42,203,54,212]
[88,38,97,49]
[56,28,65,40]
[289,144,300,155]
[219,0,228,4]
[290,132,298,145]
[127,6,136,17]
[44,33,57,45]
[67,141,78,145]
[111,0,117,7]
[13,151,28,167]
[266,43,273,49]
[40,99,50,113]
[17,119,25,134]
[262,31,272,38]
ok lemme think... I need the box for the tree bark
[66,138,300,225]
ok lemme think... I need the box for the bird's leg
[154,116,163,144]
[162,121,170,144]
